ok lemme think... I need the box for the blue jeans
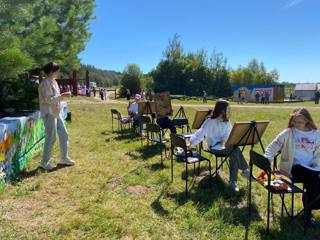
[42,114,69,165]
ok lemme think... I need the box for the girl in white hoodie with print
[264,108,320,226]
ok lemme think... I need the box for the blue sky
[79,0,320,83]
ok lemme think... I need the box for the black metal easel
[140,101,155,122]
[172,106,191,133]
[211,120,265,178]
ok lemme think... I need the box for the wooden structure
[57,70,90,96]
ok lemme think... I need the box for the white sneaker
[229,181,239,192]
[40,162,53,171]
[58,158,75,166]
[241,168,251,179]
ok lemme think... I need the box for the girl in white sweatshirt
[190,100,250,192]
[264,108,320,226]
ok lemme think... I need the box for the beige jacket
[38,77,61,118]
[264,128,320,177]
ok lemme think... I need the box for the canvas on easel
[138,101,156,115]
[191,110,212,129]
[154,91,173,118]
[225,121,269,148]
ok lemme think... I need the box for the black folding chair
[170,134,212,196]
[145,123,167,167]
[248,150,306,234]
[273,153,320,235]
[138,115,151,143]
[200,142,229,181]
[110,109,132,132]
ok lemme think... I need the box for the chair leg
[267,191,271,234]
[215,156,218,181]
[185,162,188,197]
[208,160,212,187]
[160,144,163,167]
[291,191,294,217]
[281,194,284,217]
[171,150,174,182]
[248,175,252,216]
[304,194,308,235]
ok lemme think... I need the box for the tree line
[0,0,95,110]
[79,64,122,87]
[120,34,280,97]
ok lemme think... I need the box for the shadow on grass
[101,130,112,135]
[10,164,71,184]
[105,128,139,141]
[125,151,140,160]
[136,143,168,160]
[151,186,171,217]
[148,162,166,171]
[255,215,320,240]
[151,173,263,238]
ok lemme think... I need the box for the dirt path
[87,97,320,110]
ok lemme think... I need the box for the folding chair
[110,109,132,132]
[248,150,306,234]
[170,134,212,196]
[144,123,167,167]
[200,142,229,181]
[139,115,151,144]
[273,153,320,234]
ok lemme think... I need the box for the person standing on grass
[126,89,131,100]
[203,90,207,103]
[265,91,270,104]
[190,100,250,192]
[255,91,260,104]
[260,92,265,104]
[238,91,242,104]
[315,91,320,104]
[38,62,75,171]
[103,88,107,101]
[264,108,320,227]
[99,89,104,100]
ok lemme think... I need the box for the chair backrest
[111,109,121,119]
[250,150,271,174]
[145,123,161,133]
[170,133,187,154]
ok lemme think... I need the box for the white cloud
[284,0,304,8]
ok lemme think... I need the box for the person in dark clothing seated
[156,115,176,134]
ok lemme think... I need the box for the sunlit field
[1,96,320,240]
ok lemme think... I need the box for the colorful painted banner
[0,102,68,187]
[0,112,45,186]
[233,85,274,102]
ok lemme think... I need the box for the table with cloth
[0,101,68,186]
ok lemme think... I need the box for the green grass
[1,96,320,239]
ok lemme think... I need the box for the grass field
[1,97,320,239]
[115,97,320,108]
